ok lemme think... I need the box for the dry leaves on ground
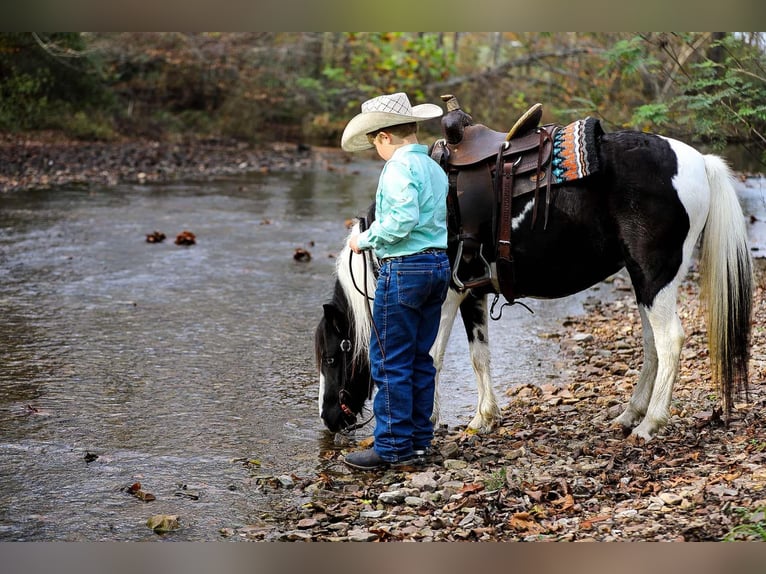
[228,260,766,542]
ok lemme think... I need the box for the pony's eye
[324,356,335,366]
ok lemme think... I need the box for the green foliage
[723,506,766,541]
[1,32,764,167]
[673,36,766,155]
[602,36,659,78]
[484,467,507,491]
[631,103,670,130]
[322,33,457,112]
[0,71,50,130]
[0,33,114,132]
[56,110,116,141]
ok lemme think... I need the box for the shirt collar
[391,143,428,160]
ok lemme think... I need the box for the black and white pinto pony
[315,129,753,442]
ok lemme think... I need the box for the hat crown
[361,92,412,116]
[341,92,442,152]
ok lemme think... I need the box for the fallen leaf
[580,514,612,530]
[146,514,180,533]
[508,512,544,533]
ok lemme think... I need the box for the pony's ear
[323,303,347,334]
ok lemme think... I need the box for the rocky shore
[231,262,766,542]
[0,133,319,192]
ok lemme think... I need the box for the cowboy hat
[341,92,443,152]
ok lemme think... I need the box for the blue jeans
[370,251,450,462]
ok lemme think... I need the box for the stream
[0,159,762,541]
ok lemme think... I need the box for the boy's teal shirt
[357,143,448,260]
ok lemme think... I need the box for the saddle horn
[440,94,474,145]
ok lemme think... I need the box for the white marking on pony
[632,284,686,439]
[335,222,375,363]
[318,371,326,418]
[511,198,534,231]
[662,137,711,272]
[430,290,499,433]
[430,289,465,427]
[466,301,499,433]
[614,306,657,429]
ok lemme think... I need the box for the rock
[175,230,196,245]
[283,531,313,541]
[404,496,428,507]
[440,441,459,458]
[293,248,312,262]
[347,529,378,542]
[378,489,407,504]
[410,471,438,492]
[277,475,295,488]
[658,492,683,506]
[572,333,594,343]
[297,518,319,529]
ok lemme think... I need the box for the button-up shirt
[357,144,448,260]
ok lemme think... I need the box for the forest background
[1,32,765,168]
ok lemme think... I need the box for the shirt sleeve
[357,160,420,251]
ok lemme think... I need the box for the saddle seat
[447,103,545,167]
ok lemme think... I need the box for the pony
[315,117,753,442]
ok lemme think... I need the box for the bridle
[336,335,374,433]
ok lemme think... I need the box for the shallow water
[0,161,761,541]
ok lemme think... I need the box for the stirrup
[452,242,497,291]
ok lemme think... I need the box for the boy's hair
[371,122,417,139]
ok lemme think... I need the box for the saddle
[431,95,558,305]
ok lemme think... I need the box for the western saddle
[431,94,558,309]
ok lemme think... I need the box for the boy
[341,92,450,470]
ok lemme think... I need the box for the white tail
[699,155,753,417]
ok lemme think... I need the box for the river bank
[240,260,766,542]
[0,133,330,192]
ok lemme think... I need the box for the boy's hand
[348,233,362,254]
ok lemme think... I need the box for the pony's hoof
[467,416,496,435]
[629,424,655,443]
[614,409,642,430]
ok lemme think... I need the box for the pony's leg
[631,284,685,441]
[430,288,463,428]
[459,294,500,433]
[614,305,658,429]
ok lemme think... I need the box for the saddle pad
[551,117,603,184]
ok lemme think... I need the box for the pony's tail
[699,154,753,419]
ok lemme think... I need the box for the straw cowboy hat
[341,92,444,152]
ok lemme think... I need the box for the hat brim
[341,103,443,152]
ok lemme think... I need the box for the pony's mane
[335,221,376,364]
